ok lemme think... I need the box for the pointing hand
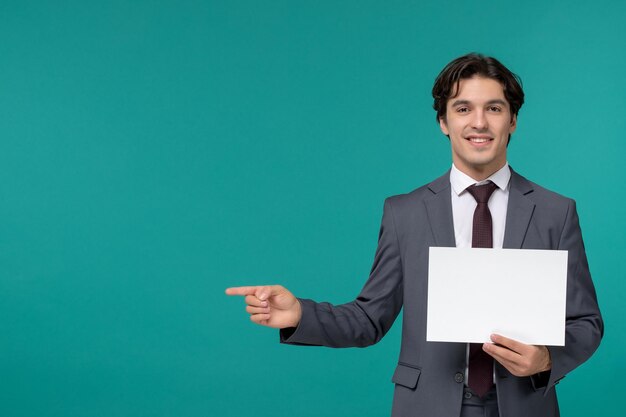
[225,285,302,329]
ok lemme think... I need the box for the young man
[226,53,603,417]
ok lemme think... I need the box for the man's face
[439,76,517,180]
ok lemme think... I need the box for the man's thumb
[256,286,271,301]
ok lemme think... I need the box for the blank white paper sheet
[426,247,568,346]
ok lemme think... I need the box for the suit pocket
[391,363,421,389]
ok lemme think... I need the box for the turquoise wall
[1,1,624,415]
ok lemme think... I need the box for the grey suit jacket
[281,169,603,417]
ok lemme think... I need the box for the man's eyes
[455,106,502,113]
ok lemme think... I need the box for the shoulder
[384,170,449,209]
[510,169,575,208]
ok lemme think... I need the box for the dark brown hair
[432,53,524,122]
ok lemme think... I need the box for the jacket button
[454,372,464,383]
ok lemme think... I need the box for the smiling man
[226,53,603,417]
[440,76,515,180]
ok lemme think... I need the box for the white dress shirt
[450,163,511,249]
[449,162,511,386]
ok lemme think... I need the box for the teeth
[469,138,490,143]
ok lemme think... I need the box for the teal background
[1,1,624,416]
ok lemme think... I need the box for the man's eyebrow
[450,99,508,107]
[450,99,470,107]
[486,99,508,106]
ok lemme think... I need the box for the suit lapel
[424,168,535,248]
[503,169,535,249]
[424,171,456,247]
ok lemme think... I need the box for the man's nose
[470,110,487,129]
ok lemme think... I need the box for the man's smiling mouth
[466,136,493,143]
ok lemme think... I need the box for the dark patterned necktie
[466,181,498,397]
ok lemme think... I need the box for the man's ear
[509,114,517,134]
[439,116,449,136]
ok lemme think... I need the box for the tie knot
[466,181,498,204]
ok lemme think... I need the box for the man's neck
[452,163,507,182]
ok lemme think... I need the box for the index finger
[490,334,526,354]
[225,286,261,296]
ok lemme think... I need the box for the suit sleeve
[539,200,603,394]
[280,198,404,347]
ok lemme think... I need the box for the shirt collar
[450,163,511,196]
